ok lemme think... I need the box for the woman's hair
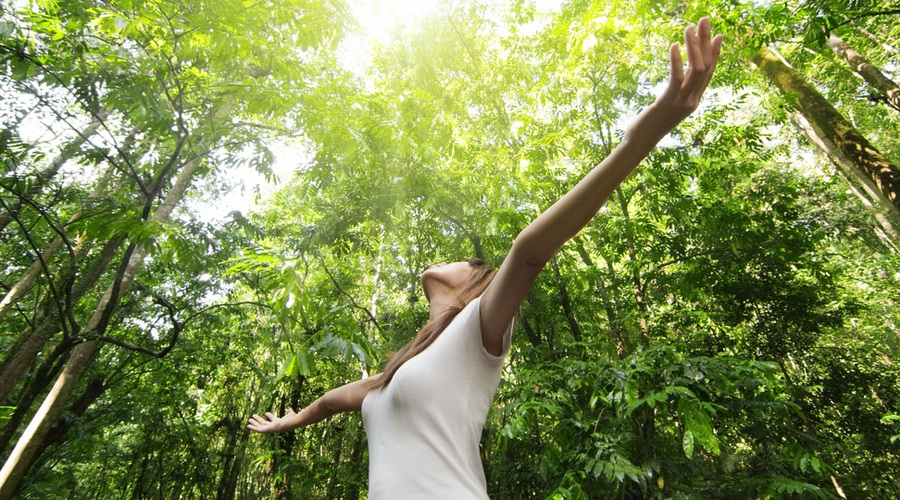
[369,258,495,391]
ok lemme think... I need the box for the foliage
[2,0,899,498]
[490,346,829,498]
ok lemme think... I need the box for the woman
[249,17,724,499]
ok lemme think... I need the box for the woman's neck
[427,292,459,321]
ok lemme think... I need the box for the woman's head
[370,258,494,392]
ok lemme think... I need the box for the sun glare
[339,0,441,76]
[353,0,441,44]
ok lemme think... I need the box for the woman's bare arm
[248,375,379,433]
[479,18,724,355]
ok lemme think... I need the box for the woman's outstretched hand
[248,408,297,434]
[628,17,724,142]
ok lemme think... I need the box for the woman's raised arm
[479,18,724,355]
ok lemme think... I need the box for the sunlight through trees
[2,0,899,497]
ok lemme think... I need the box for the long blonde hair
[370,259,495,391]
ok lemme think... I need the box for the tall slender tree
[754,46,900,214]
[826,33,900,112]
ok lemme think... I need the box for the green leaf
[683,429,695,458]
[0,19,15,36]
[679,398,720,456]
[295,349,314,377]
[283,354,299,379]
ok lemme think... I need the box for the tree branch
[0,42,142,185]
[0,195,78,337]
[829,9,900,31]
[91,300,273,358]
[319,259,382,332]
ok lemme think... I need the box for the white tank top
[361,297,513,499]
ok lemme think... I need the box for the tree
[0,0,348,495]
[754,46,900,213]
[826,33,900,112]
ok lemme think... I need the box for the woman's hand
[248,408,297,434]
[627,17,724,142]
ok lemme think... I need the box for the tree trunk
[519,315,542,347]
[40,377,105,449]
[790,112,900,250]
[524,293,544,347]
[0,343,70,454]
[0,158,201,498]
[0,130,135,402]
[270,374,305,500]
[616,188,650,348]
[11,376,108,492]
[0,235,124,405]
[850,20,898,56]
[343,425,366,499]
[573,237,631,356]
[216,422,245,500]
[130,453,152,500]
[0,338,100,499]
[826,33,900,112]
[550,258,582,342]
[754,46,900,213]
[0,159,119,323]
[324,426,344,499]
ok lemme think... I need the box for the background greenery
[2,0,899,498]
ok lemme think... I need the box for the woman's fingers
[690,32,723,101]
[701,34,724,88]
[669,42,684,86]
[684,23,704,74]
[698,17,712,67]
[656,17,722,118]
[681,18,723,96]
[659,42,685,104]
[248,413,274,431]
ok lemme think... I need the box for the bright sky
[338,0,564,70]
[338,0,442,76]
[208,0,462,224]
[353,0,441,38]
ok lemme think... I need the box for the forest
[1,0,899,498]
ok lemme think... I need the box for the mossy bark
[754,46,900,214]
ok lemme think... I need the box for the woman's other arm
[479,18,724,355]
[247,375,379,433]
